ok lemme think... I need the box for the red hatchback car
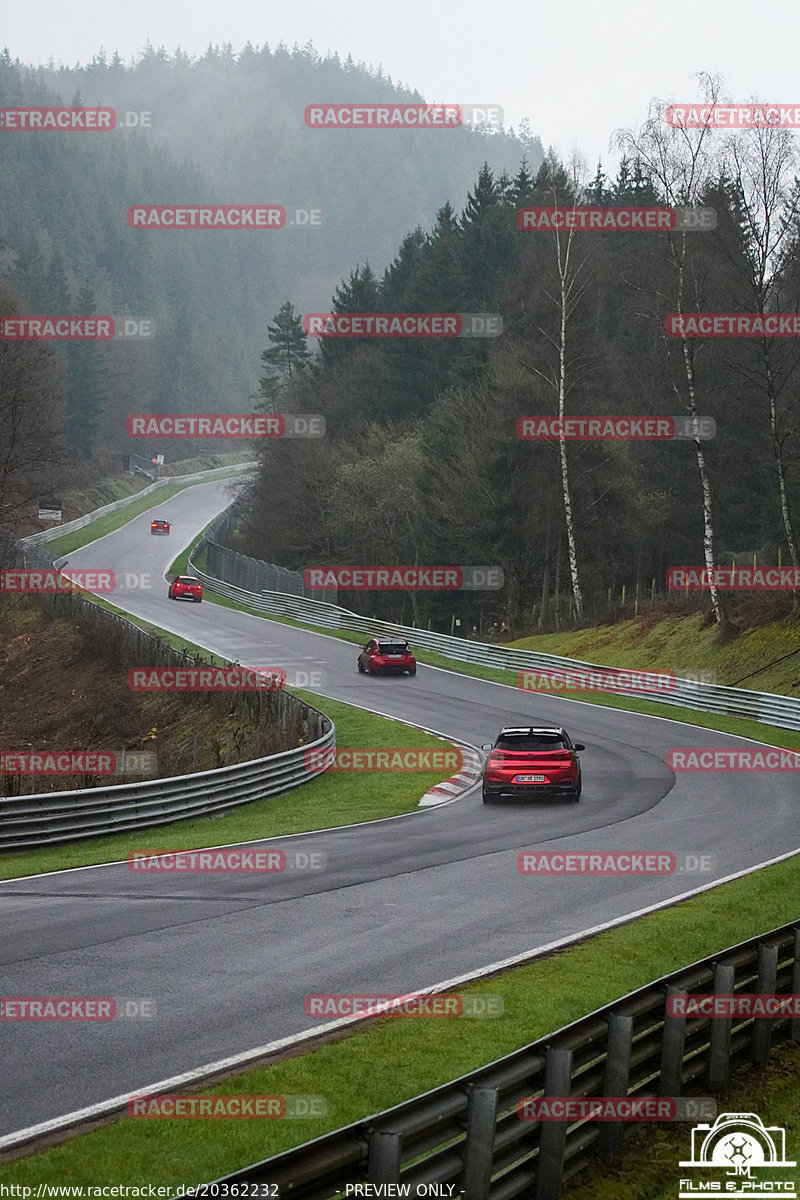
[481,726,584,803]
[168,575,203,603]
[151,519,170,535]
[357,638,416,676]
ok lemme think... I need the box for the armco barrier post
[660,985,689,1097]
[708,962,736,1091]
[461,1085,499,1198]
[599,1013,634,1163]
[536,1047,573,1198]
[753,943,779,1067]
[368,1128,402,1182]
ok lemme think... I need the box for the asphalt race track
[1,478,798,1139]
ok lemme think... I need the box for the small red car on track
[151,519,170,535]
[168,575,203,603]
[481,726,584,803]
[357,638,416,677]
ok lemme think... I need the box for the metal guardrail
[20,463,255,546]
[189,535,800,735]
[0,718,334,851]
[181,921,800,1198]
[202,508,338,603]
[0,530,333,850]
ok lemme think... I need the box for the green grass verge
[6,524,798,1188]
[1,857,797,1186]
[565,1041,800,1198]
[511,612,800,695]
[169,530,206,578]
[0,686,458,880]
[45,465,251,557]
[195,587,800,748]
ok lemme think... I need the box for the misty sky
[5,0,799,170]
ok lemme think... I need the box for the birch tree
[615,73,732,636]
[517,150,593,624]
[721,120,800,570]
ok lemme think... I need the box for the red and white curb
[418,737,483,806]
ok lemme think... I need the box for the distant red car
[151,519,170,535]
[481,726,584,803]
[168,575,202,603]
[357,638,416,676]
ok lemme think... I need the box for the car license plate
[387,654,402,659]
[514,774,547,783]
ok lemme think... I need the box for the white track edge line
[2,843,798,1153]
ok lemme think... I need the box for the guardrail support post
[708,963,735,1091]
[368,1128,402,1182]
[599,1013,634,1163]
[461,1084,498,1198]
[792,929,800,1044]
[660,986,688,1097]
[536,1046,572,1200]
[753,942,779,1067]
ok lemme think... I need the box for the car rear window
[496,733,567,751]
[378,643,410,654]
[178,577,198,584]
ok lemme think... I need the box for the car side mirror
[481,743,493,752]
[573,743,585,752]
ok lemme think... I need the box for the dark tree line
[0,44,539,470]
[240,107,800,636]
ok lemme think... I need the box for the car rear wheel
[568,776,582,802]
[195,596,202,603]
[357,661,365,673]
[408,667,416,676]
[482,788,493,804]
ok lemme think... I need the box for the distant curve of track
[1,478,798,1138]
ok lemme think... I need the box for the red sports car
[357,638,416,676]
[168,575,203,603]
[151,519,170,535]
[481,726,584,803]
